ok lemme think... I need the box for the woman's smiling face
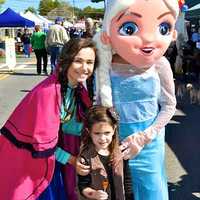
[67,47,95,86]
[108,0,177,68]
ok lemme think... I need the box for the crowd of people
[165,24,200,82]
[165,23,200,106]
[0,0,198,199]
[15,17,100,76]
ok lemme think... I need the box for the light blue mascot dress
[109,60,175,200]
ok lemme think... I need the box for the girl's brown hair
[81,105,120,160]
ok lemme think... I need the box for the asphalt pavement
[166,79,200,200]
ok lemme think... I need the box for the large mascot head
[94,0,180,106]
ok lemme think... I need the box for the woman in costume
[92,0,180,199]
[0,38,98,200]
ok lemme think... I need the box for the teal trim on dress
[60,86,83,136]
[55,147,71,165]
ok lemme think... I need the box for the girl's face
[67,47,95,86]
[108,0,177,68]
[90,122,115,154]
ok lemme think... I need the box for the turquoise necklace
[61,87,76,123]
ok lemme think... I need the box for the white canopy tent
[188,3,200,11]
[20,11,52,29]
[36,14,53,29]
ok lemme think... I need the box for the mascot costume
[94,0,180,199]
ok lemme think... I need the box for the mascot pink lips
[140,47,154,55]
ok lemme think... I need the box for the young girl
[93,0,181,199]
[78,106,133,200]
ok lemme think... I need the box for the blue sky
[1,0,104,13]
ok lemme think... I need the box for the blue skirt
[129,129,168,200]
[37,162,67,200]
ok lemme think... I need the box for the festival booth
[0,8,34,70]
[20,11,53,31]
[37,14,53,31]
[185,0,199,8]
[186,3,200,19]
[0,8,35,28]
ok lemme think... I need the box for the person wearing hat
[46,17,70,74]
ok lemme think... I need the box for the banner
[5,38,16,71]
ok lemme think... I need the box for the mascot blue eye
[159,22,171,35]
[119,22,138,36]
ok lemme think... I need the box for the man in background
[82,18,95,38]
[45,17,69,74]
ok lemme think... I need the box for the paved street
[0,57,200,200]
[166,85,200,200]
[0,54,47,126]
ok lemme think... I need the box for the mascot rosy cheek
[93,0,180,199]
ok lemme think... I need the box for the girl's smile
[90,122,115,155]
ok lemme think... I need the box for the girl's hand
[83,188,108,200]
[93,190,108,200]
[76,157,90,176]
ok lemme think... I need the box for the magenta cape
[0,74,61,199]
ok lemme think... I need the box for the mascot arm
[121,57,176,160]
[146,57,176,139]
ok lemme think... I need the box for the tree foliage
[57,0,71,8]
[38,0,103,19]
[0,0,5,7]
[25,7,37,14]
[38,0,61,16]
[80,6,104,19]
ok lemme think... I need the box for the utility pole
[72,0,75,18]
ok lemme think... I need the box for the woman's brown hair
[58,38,99,102]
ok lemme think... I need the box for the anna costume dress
[0,74,91,200]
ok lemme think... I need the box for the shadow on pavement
[20,89,31,93]
[11,72,40,76]
[166,100,200,199]
[168,176,200,200]
[5,72,48,77]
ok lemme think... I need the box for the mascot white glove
[121,128,157,160]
